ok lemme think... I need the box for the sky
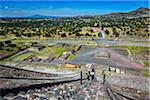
[0,0,149,17]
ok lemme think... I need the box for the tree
[134,33,137,35]
[90,29,94,32]
[45,33,51,37]
[61,33,66,37]
[10,44,16,48]
[0,42,4,49]
[145,29,148,32]
[75,33,80,37]
[69,33,72,35]
[105,29,109,35]
[5,40,11,44]
[85,33,90,36]
[113,31,119,37]
[126,31,129,35]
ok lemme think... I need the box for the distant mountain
[0,7,149,19]
[104,7,149,18]
[128,7,149,15]
[28,14,61,18]
[0,14,61,19]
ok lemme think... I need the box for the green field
[143,61,150,67]
[53,47,67,57]
[14,53,33,61]
[143,69,150,77]
[30,48,51,57]
[12,39,41,43]
[67,54,76,60]
[111,45,149,54]
[15,46,67,60]
[13,48,51,61]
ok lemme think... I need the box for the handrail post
[80,71,82,84]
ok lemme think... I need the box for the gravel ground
[96,73,149,92]
[0,64,149,100]
[2,80,149,100]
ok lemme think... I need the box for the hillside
[129,7,149,15]
[104,7,149,18]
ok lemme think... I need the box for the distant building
[90,27,99,32]
[97,22,105,39]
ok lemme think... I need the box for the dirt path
[70,47,143,69]
[107,48,143,68]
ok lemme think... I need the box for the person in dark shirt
[102,70,106,84]
[86,64,91,80]
[91,65,95,81]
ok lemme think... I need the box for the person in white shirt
[86,64,91,80]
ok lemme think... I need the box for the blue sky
[0,0,149,17]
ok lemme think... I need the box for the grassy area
[43,65,78,71]
[0,50,12,54]
[0,50,17,62]
[84,41,97,45]
[111,45,149,54]
[4,47,51,61]
[143,61,150,67]
[127,46,148,54]
[12,39,40,43]
[67,54,76,60]
[127,41,150,44]
[5,61,79,72]
[34,48,51,57]
[52,47,67,57]
[26,47,53,57]
[15,53,32,61]
[4,45,68,61]
[143,70,150,77]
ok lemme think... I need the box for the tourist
[102,70,106,84]
[86,64,91,80]
[109,67,111,72]
[86,72,90,80]
[91,65,95,81]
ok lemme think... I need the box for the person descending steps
[91,65,95,81]
[86,64,91,80]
